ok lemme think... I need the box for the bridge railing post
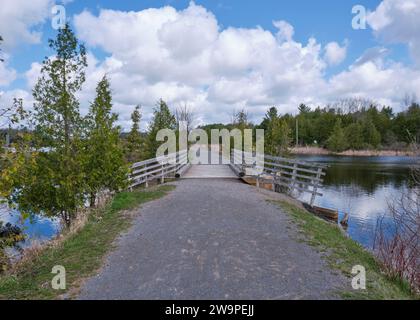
[310,167,323,206]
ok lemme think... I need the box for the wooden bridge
[129,147,327,206]
[81,146,342,300]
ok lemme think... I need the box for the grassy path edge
[0,185,176,300]
[273,200,416,300]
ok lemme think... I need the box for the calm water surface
[0,203,60,252]
[295,155,418,248]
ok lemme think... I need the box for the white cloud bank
[0,0,54,50]
[71,1,420,126]
[367,0,420,65]
[2,0,420,129]
[324,41,348,66]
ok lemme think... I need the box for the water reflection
[296,155,417,249]
[0,203,60,250]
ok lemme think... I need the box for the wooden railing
[129,150,189,190]
[230,150,328,205]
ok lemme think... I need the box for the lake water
[295,155,418,249]
[0,155,417,252]
[0,203,60,253]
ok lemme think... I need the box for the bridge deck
[183,165,238,179]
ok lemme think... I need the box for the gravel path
[79,179,346,300]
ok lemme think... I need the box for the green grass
[273,201,416,300]
[0,185,175,300]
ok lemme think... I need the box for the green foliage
[261,101,415,153]
[362,118,381,148]
[326,119,348,152]
[260,107,291,156]
[0,222,25,272]
[145,99,176,158]
[345,122,364,150]
[260,107,278,131]
[125,105,143,162]
[83,75,128,207]
[393,103,420,143]
[0,24,87,226]
[266,117,291,156]
[298,103,311,114]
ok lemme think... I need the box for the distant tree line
[287,101,420,152]
[201,100,420,155]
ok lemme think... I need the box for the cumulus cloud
[324,41,347,66]
[73,2,334,125]
[9,1,419,129]
[326,60,420,107]
[0,58,17,87]
[0,0,54,50]
[367,0,420,65]
[273,20,294,42]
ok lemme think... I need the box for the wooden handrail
[128,150,188,190]
[231,150,328,205]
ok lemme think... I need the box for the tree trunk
[90,192,96,208]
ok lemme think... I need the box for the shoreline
[291,147,416,157]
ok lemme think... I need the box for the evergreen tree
[362,118,381,148]
[260,107,278,131]
[298,103,311,114]
[126,105,142,162]
[84,75,127,207]
[327,119,348,152]
[146,99,176,158]
[345,122,364,150]
[1,24,87,227]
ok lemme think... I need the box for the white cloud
[367,0,420,65]
[0,0,54,50]
[324,41,347,66]
[73,3,333,126]
[326,60,420,107]
[273,20,294,42]
[0,58,17,87]
[13,1,420,129]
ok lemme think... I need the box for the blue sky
[6,0,390,76]
[1,0,419,128]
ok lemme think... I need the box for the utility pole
[296,118,299,147]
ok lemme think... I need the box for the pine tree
[260,107,278,131]
[84,75,127,207]
[145,99,176,159]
